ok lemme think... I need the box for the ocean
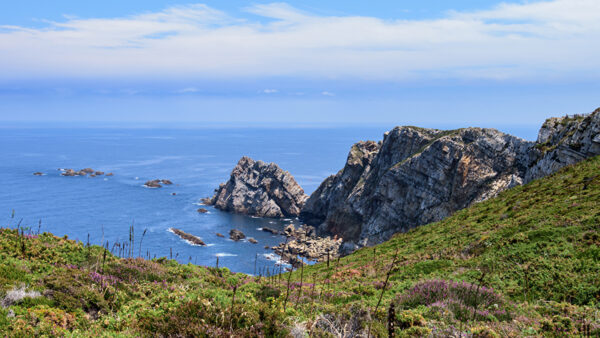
[0,125,537,274]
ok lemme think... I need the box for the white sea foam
[256,227,263,231]
[263,253,290,267]
[216,253,237,257]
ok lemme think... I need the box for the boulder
[204,157,308,218]
[197,208,208,213]
[161,179,173,185]
[248,238,258,244]
[81,168,95,174]
[95,171,104,175]
[169,228,206,246]
[216,233,225,238]
[33,172,43,176]
[144,180,162,188]
[261,227,280,235]
[229,229,246,241]
[106,173,114,176]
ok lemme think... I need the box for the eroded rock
[204,157,308,218]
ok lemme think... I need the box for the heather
[1,156,600,336]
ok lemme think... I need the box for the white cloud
[321,91,335,96]
[176,87,200,93]
[263,89,278,94]
[0,1,599,81]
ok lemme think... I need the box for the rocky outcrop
[301,108,600,251]
[229,229,246,241]
[272,224,342,267]
[197,208,208,213]
[205,157,308,218]
[302,127,532,249]
[169,228,206,246]
[144,179,174,188]
[525,109,600,183]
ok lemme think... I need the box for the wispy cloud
[321,91,335,97]
[263,89,278,94]
[0,1,598,81]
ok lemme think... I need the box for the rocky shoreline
[270,224,342,268]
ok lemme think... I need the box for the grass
[1,156,600,336]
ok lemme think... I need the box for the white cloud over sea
[0,0,599,81]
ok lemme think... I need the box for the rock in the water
[216,233,225,238]
[200,197,212,205]
[197,208,208,213]
[33,172,43,176]
[169,228,206,246]
[205,156,308,218]
[90,174,96,177]
[161,179,173,185]
[248,237,258,244]
[261,227,280,235]
[229,229,246,241]
[144,180,162,188]
[95,171,104,175]
[61,169,77,176]
[81,168,95,174]
[301,108,600,251]
[106,173,114,176]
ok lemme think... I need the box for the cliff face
[301,108,600,251]
[525,108,600,183]
[207,156,308,218]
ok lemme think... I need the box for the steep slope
[205,156,308,217]
[302,108,600,249]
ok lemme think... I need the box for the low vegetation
[1,156,599,336]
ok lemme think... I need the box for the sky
[0,0,599,135]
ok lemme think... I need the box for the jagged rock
[272,225,341,266]
[61,169,77,176]
[81,168,95,174]
[229,229,246,241]
[301,108,600,251]
[33,172,43,176]
[525,109,600,183]
[261,227,280,235]
[216,233,225,238]
[197,208,208,213]
[200,197,212,205]
[161,179,173,185]
[169,228,206,246]
[302,126,532,248]
[144,180,162,188]
[248,237,258,244]
[205,156,308,218]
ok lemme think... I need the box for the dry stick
[254,253,258,276]
[369,248,400,338]
[216,256,219,269]
[229,285,238,332]
[471,271,487,322]
[138,228,147,258]
[37,219,42,235]
[298,234,306,301]
[283,266,294,311]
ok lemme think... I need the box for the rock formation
[169,228,206,246]
[197,208,208,213]
[271,224,342,267]
[301,108,600,251]
[229,229,246,241]
[205,156,308,218]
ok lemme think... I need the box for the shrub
[395,280,512,322]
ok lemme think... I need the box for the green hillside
[1,156,599,336]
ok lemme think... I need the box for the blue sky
[1,0,599,136]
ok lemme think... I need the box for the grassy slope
[0,156,599,336]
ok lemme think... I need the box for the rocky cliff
[205,156,308,218]
[301,108,600,251]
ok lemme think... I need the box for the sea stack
[204,156,308,218]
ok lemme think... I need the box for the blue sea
[0,125,537,274]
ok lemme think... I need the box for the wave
[216,253,237,257]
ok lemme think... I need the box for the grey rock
[302,127,532,247]
[229,229,246,241]
[205,156,308,218]
[525,109,600,183]
[301,108,600,250]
